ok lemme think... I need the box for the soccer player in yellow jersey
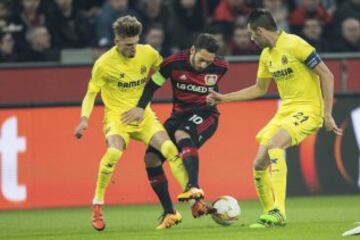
[207,9,343,228]
[74,16,187,231]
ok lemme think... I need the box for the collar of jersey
[273,31,285,49]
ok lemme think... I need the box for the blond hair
[113,15,143,37]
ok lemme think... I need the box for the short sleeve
[292,37,321,69]
[257,50,272,79]
[149,45,163,70]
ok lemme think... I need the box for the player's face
[247,24,269,49]
[115,35,139,58]
[190,47,215,71]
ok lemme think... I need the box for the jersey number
[189,115,203,125]
[292,112,309,126]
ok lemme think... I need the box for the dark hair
[193,33,219,54]
[248,9,277,31]
[113,15,143,37]
[144,23,163,35]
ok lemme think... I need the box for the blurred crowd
[0,0,359,63]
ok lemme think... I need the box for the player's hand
[207,90,224,106]
[324,115,342,135]
[121,107,145,124]
[74,117,88,139]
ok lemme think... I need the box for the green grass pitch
[1,195,359,240]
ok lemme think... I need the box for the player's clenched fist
[74,117,89,139]
[206,90,224,106]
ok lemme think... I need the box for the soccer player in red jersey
[123,33,228,223]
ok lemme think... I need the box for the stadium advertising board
[0,98,358,209]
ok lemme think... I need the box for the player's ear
[257,27,264,34]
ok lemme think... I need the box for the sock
[160,140,188,191]
[146,166,174,214]
[93,148,123,204]
[268,148,287,217]
[177,138,199,189]
[253,169,274,213]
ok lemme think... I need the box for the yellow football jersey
[257,31,323,113]
[88,44,162,113]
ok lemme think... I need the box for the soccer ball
[211,195,241,226]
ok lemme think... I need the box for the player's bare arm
[312,62,343,135]
[74,86,99,139]
[207,77,271,105]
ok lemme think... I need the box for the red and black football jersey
[159,50,228,114]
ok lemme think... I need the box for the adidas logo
[179,74,187,81]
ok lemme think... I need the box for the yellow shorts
[256,107,323,146]
[103,107,165,147]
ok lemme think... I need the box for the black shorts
[146,109,219,160]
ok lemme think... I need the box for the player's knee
[100,148,122,173]
[174,130,190,142]
[160,140,178,159]
[253,156,270,170]
[144,152,162,168]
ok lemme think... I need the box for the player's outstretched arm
[313,62,342,135]
[207,77,271,105]
[74,83,99,139]
[122,76,162,124]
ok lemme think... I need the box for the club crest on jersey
[140,65,147,74]
[179,74,187,81]
[204,74,218,85]
[281,55,288,65]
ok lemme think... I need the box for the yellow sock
[254,169,274,213]
[268,148,287,217]
[93,148,123,204]
[160,140,188,190]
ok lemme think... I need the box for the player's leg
[267,129,292,218]
[133,109,188,190]
[253,144,274,214]
[175,131,199,189]
[175,112,218,202]
[147,132,186,229]
[174,130,204,200]
[264,110,322,223]
[144,146,174,214]
[148,130,188,190]
[251,129,291,228]
[92,134,127,231]
[250,114,285,228]
[131,110,184,229]
[143,146,182,229]
[252,128,292,229]
[93,135,126,204]
[175,112,219,215]
[249,144,278,229]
